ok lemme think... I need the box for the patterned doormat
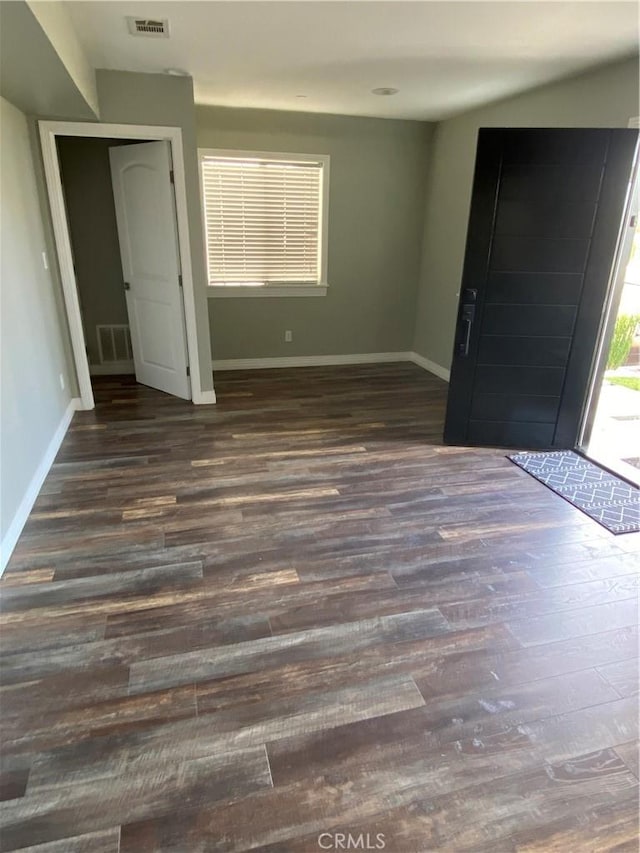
[508,450,640,535]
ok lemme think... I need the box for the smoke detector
[126,17,170,37]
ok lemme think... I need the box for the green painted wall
[413,56,640,371]
[96,70,214,394]
[0,2,100,562]
[0,1,96,120]
[1,97,73,544]
[197,105,433,360]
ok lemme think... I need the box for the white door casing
[109,140,191,400]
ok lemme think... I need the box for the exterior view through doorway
[579,172,640,485]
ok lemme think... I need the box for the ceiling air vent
[126,17,170,37]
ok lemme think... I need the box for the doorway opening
[55,136,191,402]
[579,172,640,485]
[56,135,140,392]
[39,121,209,410]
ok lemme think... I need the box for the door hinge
[170,169,175,184]
[186,365,190,377]
[178,274,183,288]
[630,214,637,229]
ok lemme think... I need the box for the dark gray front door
[444,128,638,449]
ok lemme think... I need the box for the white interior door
[109,140,190,400]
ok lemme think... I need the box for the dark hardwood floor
[1,364,638,852]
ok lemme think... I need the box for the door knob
[456,289,477,357]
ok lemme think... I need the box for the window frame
[198,148,330,298]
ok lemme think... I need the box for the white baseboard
[90,361,135,375]
[0,397,81,574]
[212,351,450,382]
[212,352,413,371]
[409,352,450,382]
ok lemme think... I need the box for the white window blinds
[201,154,324,286]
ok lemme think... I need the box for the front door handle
[457,302,476,356]
[459,316,472,357]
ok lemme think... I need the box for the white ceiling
[67,1,639,121]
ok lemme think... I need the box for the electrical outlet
[59,373,65,390]
[285,330,293,342]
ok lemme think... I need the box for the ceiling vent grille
[126,17,170,37]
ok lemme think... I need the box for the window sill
[208,285,328,298]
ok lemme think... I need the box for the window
[199,149,329,297]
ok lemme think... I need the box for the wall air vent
[126,17,170,37]
[97,325,133,364]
